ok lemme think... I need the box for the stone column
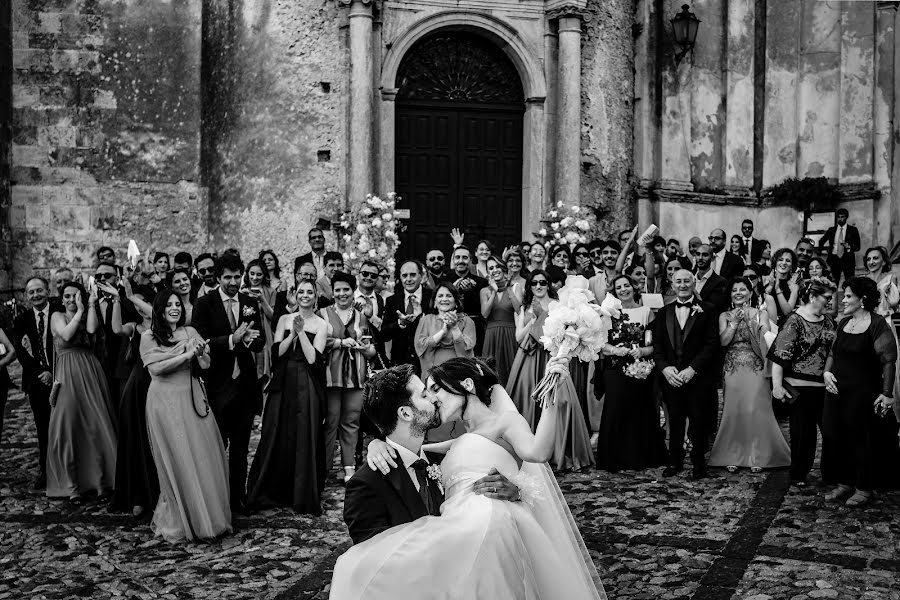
[762,0,801,187]
[877,2,898,249]
[543,22,558,208]
[723,0,755,190]
[379,88,397,195]
[839,3,875,184]
[553,12,583,206]
[345,0,375,205]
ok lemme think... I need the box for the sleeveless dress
[482,290,517,385]
[46,328,118,498]
[110,328,159,512]
[247,332,327,515]
[507,311,595,471]
[709,314,790,469]
[141,329,232,542]
[874,275,900,408]
[329,433,606,600]
[596,306,668,471]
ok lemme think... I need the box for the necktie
[744,240,752,264]
[406,295,416,316]
[411,459,440,516]
[36,311,48,367]
[225,298,237,331]
[676,301,693,308]
[835,227,845,258]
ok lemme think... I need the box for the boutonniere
[242,306,256,317]
[426,464,442,483]
[690,305,704,316]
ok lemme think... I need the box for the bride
[329,357,606,599]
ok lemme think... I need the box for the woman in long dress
[480,255,520,384]
[141,290,231,542]
[46,282,118,502]
[507,270,594,471]
[337,357,606,600]
[709,277,790,472]
[862,246,900,405]
[596,275,668,472]
[822,277,900,506]
[247,281,328,514]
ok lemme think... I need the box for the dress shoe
[691,465,708,480]
[661,466,683,477]
[31,472,46,490]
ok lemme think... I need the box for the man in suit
[708,229,744,280]
[192,254,265,513]
[693,244,729,314]
[795,238,817,273]
[423,248,447,291]
[92,261,139,406]
[12,277,59,488]
[819,208,860,285]
[295,228,328,277]
[194,253,219,298]
[739,219,768,265]
[354,260,387,356]
[653,269,720,480]
[383,260,432,372]
[449,246,488,354]
[344,365,519,544]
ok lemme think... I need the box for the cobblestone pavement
[1,371,898,600]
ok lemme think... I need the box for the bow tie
[676,301,694,308]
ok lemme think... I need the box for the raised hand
[75,291,86,313]
[450,227,465,246]
[241,323,261,344]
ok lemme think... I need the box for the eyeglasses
[709,235,725,241]
[197,267,215,274]
[309,235,325,241]
[743,274,759,280]
[299,273,317,280]
[575,251,589,257]
[531,280,548,287]
[360,271,379,279]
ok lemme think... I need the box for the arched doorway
[395,32,524,261]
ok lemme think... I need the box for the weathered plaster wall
[8,0,205,287]
[202,0,346,262]
[581,0,635,237]
[1,1,12,289]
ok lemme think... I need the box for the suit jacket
[383,288,433,368]
[742,238,768,263]
[819,224,861,266]
[13,301,60,393]
[716,251,744,280]
[653,299,720,384]
[695,272,729,314]
[192,290,266,398]
[344,460,436,545]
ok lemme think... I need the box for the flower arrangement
[623,359,655,379]
[338,193,405,279]
[534,201,598,247]
[532,276,620,407]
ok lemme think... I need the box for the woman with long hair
[259,250,285,292]
[862,246,900,404]
[141,290,231,542]
[730,235,747,265]
[242,259,276,391]
[765,248,801,328]
[474,240,494,279]
[46,282,117,502]
[166,268,195,325]
[549,244,574,274]
[506,251,527,295]
[480,255,521,384]
[248,281,329,514]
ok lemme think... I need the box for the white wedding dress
[329,432,606,600]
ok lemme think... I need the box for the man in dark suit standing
[344,365,519,544]
[354,260,387,365]
[295,228,329,278]
[383,260,432,372]
[693,244,729,314]
[708,229,744,280]
[192,254,265,513]
[819,208,860,285]
[739,219,768,265]
[449,246,488,354]
[423,249,448,291]
[654,269,720,480]
[13,277,58,488]
[92,261,139,406]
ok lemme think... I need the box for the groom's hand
[473,468,520,502]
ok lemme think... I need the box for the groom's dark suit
[653,298,720,469]
[344,457,444,544]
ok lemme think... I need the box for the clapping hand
[455,277,474,291]
[74,291,86,313]
[292,314,305,336]
[450,227,465,246]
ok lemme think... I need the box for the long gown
[247,332,326,515]
[330,433,606,600]
[46,328,118,498]
[483,290,517,384]
[507,312,595,471]
[709,314,790,469]
[110,329,159,512]
[141,328,232,542]
[596,306,668,471]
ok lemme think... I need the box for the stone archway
[378,12,547,243]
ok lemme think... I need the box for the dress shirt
[355,289,382,327]
[219,287,242,378]
[385,437,429,492]
[695,269,712,293]
[675,302,691,329]
[197,283,219,298]
[310,251,326,277]
[834,225,847,256]
[713,248,726,275]
[743,238,754,264]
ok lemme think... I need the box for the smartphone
[360,335,373,345]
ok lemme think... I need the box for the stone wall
[8,0,205,288]
[202,0,347,262]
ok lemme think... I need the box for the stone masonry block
[37,121,77,147]
[26,203,49,230]
[36,12,62,35]
[10,185,42,207]
[43,185,77,205]
[12,144,50,168]
[9,206,27,229]
[12,85,40,108]
[92,89,115,109]
[48,203,91,231]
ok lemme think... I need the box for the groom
[653,268,720,480]
[343,364,520,544]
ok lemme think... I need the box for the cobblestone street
[1,373,898,600]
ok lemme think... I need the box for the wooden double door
[395,102,524,262]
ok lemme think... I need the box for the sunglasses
[427,256,444,261]
[309,235,325,241]
[589,250,603,256]
[94,273,115,280]
[360,271,379,279]
[531,280,548,287]
[299,273,317,280]
[197,267,215,274]
[575,251,589,256]
[743,274,758,280]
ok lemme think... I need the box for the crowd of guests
[1,206,898,544]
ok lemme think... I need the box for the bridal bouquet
[338,192,406,281]
[533,201,598,247]
[623,358,654,380]
[531,276,620,407]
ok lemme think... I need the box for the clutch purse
[780,381,800,404]
[48,380,62,408]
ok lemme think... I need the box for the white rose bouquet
[338,192,405,285]
[533,201,599,248]
[531,276,621,407]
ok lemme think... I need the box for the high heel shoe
[845,491,872,507]
[726,466,738,473]
[824,485,853,503]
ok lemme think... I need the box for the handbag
[780,380,800,405]
[48,380,62,408]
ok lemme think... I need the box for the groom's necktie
[411,459,441,516]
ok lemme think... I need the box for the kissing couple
[330,356,607,600]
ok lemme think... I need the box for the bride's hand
[545,356,570,379]
[366,439,398,474]
[473,468,520,502]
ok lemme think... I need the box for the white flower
[575,219,590,231]
[343,234,352,243]
[372,218,382,227]
[560,216,574,227]
[550,222,560,231]
[554,232,562,239]
[385,230,396,240]
[358,240,371,252]
[565,231,579,244]
[571,206,581,213]
[368,249,377,258]
[361,207,372,217]
[382,212,393,221]
[578,235,588,244]
[548,210,559,219]
[426,464,442,483]
[538,228,547,237]
[356,223,367,233]
[387,192,396,200]
[379,242,388,254]
[557,201,564,208]
[242,306,256,316]
[340,220,350,228]
[343,252,351,261]
[690,305,704,316]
